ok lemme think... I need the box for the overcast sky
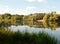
[0,0,60,15]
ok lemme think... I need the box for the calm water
[8,25,60,43]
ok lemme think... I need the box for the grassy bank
[0,29,57,44]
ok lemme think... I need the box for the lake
[8,25,60,44]
[0,21,60,44]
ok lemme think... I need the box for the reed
[0,29,57,44]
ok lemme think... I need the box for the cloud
[26,0,35,2]
[0,5,26,15]
[37,0,46,2]
[26,0,46,2]
[26,6,37,10]
[25,6,38,14]
[0,5,37,15]
[0,5,9,13]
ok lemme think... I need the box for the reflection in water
[32,21,60,30]
[0,20,60,30]
[8,25,60,44]
[0,20,60,43]
[43,22,60,30]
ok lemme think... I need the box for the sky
[0,0,60,15]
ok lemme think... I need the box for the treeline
[43,12,60,22]
[0,12,60,27]
[0,13,24,26]
[0,13,45,26]
[43,12,60,30]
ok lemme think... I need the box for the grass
[0,29,57,44]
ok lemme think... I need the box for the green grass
[0,29,57,44]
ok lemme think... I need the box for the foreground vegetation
[0,29,57,44]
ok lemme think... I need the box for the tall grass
[0,29,57,44]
